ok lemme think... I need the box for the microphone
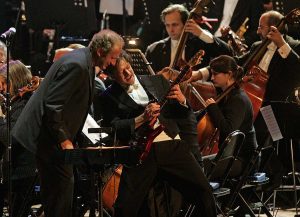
[1,27,16,39]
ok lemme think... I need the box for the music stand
[126,49,155,75]
[266,101,300,216]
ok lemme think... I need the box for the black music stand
[126,49,155,75]
[267,101,300,217]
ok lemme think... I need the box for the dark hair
[209,55,243,81]
[104,50,132,76]
[89,29,124,57]
[160,4,189,24]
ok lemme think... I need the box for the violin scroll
[17,76,42,98]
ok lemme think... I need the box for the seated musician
[188,55,257,177]
[0,41,7,67]
[99,50,216,217]
[0,60,38,217]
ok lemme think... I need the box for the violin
[11,76,42,102]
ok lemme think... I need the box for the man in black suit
[203,0,264,46]
[11,29,124,217]
[99,51,216,217]
[145,4,232,73]
[247,10,300,186]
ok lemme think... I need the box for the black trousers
[37,157,74,217]
[114,140,216,217]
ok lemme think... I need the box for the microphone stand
[4,35,12,217]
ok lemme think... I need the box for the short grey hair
[263,10,284,26]
[89,29,124,56]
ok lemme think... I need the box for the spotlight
[123,36,141,49]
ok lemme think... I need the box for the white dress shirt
[127,75,149,107]
[215,0,239,37]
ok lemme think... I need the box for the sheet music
[82,114,108,144]
[99,0,134,16]
[260,105,283,141]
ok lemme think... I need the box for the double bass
[241,7,300,119]
[197,8,300,154]
[166,0,217,112]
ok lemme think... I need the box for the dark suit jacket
[203,0,263,46]
[145,35,232,72]
[12,48,95,160]
[239,36,300,102]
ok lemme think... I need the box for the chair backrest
[207,130,245,185]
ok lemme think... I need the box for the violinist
[0,60,38,217]
[195,55,257,176]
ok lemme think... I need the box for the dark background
[0,0,299,75]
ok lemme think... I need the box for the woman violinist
[190,55,257,177]
[0,60,39,217]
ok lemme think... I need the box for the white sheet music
[82,114,108,144]
[99,0,134,16]
[260,105,283,141]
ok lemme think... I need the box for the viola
[11,76,42,102]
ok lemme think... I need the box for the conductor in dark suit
[11,29,124,217]
[99,51,216,217]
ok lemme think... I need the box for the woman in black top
[0,60,37,217]
[205,55,257,176]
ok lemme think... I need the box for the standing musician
[189,55,257,176]
[240,10,300,188]
[99,50,217,217]
[145,4,232,73]
[0,60,38,217]
[11,30,124,217]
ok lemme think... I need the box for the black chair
[184,130,245,217]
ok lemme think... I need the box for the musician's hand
[167,84,186,104]
[158,67,179,82]
[144,103,160,121]
[220,26,231,37]
[186,70,203,83]
[185,19,203,37]
[267,26,285,48]
[206,98,216,106]
[60,139,74,150]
